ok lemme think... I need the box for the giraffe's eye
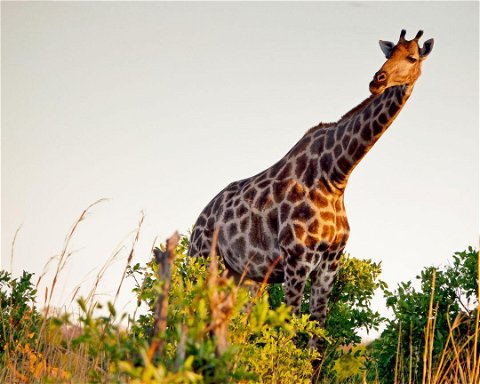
[407,56,417,63]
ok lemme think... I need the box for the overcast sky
[2,2,478,328]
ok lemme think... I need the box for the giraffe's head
[369,30,434,95]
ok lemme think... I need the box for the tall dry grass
[1,200,146,383]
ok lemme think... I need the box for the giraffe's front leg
[308,250,342,350]
[283,252,311,315]
[307,251,342,383]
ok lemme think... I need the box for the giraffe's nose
[375,71,387,83]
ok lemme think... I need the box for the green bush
[268,254,386,382]
[126,242,386,383]
[0,270,40,353]
[369,247,479,383]
[127,243,325,383]
[1,229,477,383]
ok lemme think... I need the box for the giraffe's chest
[303,190,350,250]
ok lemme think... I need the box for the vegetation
[0,207,478,383]
[371,247,479,383]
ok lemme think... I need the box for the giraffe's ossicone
[188,30,434,341]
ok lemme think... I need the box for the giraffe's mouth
[369,80,386,95]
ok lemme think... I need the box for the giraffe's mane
[306,121,335,134]
[306,93,377,135]
[337,93,376,123]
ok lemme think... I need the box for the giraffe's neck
[305,85,409,192]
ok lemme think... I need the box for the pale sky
[2,2,478,326]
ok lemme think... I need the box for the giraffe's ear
[379,40,395,58]
[420,38,434,58]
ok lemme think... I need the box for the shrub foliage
[370,246,479,383]
[0,233,478,383]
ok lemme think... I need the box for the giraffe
[188,29,433,341]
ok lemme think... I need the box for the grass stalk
[114,211,144,306]
[46,198,107,313]
[473,249,480,383]
[423,269,436,384]
[394,321,402,384]
[10,225,22,274]
[409,321,413,384]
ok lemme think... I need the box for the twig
[256,254,283,299]
[206,229,236,356]
[147,232,180,360]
